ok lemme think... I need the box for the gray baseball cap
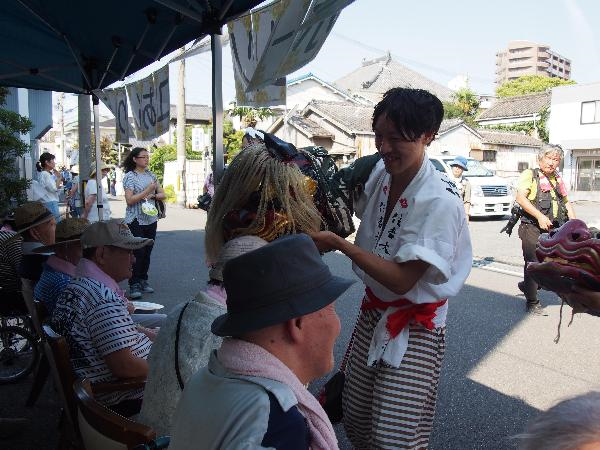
[81,219,153,250]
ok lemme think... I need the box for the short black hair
[372,88,444,142]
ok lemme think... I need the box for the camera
[500,204,523,236]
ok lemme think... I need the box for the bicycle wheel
[0,326,39,384]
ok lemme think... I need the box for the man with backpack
[516,144,576,315]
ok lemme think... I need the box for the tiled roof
[306,100,374,133]
[477,128,543,147]
[169,104,212,122]
[335,53,454,103]
[287,115,333,138]
[438,118,465,134]
[476,92,550,120]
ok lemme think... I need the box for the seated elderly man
[139,235,267,435]
[14,201,56,284]
[52,220,155,417]
[169,234,353,450]
[34,218,89,314]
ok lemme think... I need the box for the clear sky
[59,0,600,121]
[178,0,600,105]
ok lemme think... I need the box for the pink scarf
[75,258,128,301]
[205,284,227,306]
[47,255,77,277]
[538,171,568,197]
[218,339,338,450]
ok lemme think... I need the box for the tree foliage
[229,104,274,128]
[223,119,245,161]
[443,88,480,127]
[0,87,32,215]
[148,144,176,184]
[496,75,575,97]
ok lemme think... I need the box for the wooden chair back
[20,278,45,337]
[74,378,158,450]
[42,323,79,436]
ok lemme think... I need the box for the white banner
[154,65,170,137]
[246,0,354,92]
[126,66,170,141]
[95,87,129,143]
[228,7,286,107]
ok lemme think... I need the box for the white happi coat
[353,157,472,368]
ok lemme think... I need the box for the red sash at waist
[361,287,447,338]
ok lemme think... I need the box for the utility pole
[176,47,187,207]
[59,93,66,166]
[78,94,91,196]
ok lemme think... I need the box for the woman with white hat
[83,162,113,222]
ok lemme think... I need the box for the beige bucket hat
[89,161,114,177]
[14,201,54,234]
[33,218,90,253]
[81,219,153,250]
[209,235,268,282]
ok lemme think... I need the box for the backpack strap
[175,301,192,390]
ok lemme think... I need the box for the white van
[429,155,513,218]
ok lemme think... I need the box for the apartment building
[496,40,571,87]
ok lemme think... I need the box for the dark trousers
[128,219,157,286]
[518,222,541,305]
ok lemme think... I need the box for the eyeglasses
[135,155,149,160]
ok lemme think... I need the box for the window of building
[482,150,496,162]
[518,162,529,172]
[581,101,600,124]
[577,158,600,191]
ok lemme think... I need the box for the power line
[331,31,495,84]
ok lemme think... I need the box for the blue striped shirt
[34,264,71,314]
[123,170,159,226]
[52,277,152,405]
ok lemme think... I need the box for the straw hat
[33,218,90,253]
[14,201,54,234]
[209,235,268,282]
[89,161,114,177]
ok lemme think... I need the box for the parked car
[429,155,513,218]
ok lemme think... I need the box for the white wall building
[549,82,600,198]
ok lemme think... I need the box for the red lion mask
[526,219,600,293]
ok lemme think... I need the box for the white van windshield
[443,158,493,177]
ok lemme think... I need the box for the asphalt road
[2,198,599,449]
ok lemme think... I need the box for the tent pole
[211,33,224,184]
[92,94,104,221]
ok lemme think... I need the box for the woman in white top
[82,162,112,223]
[36,152,62,222]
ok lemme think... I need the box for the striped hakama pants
[342,307,446,449]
